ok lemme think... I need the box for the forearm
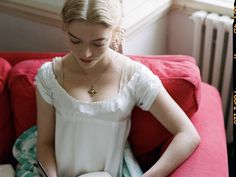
[142,132,200,177]
[37,144,58,177]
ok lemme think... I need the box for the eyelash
[70,39,80,44]
[94,43,105,47]
[70,39,105,47]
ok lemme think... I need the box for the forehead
[66,21,113,39]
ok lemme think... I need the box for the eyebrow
[68,31,107,42]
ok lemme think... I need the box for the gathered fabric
[13,126,143,177]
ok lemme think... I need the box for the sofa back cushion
[0,58,15,164]
[0,52,65,66]
[8,59,51,137]
[128,55,201,169]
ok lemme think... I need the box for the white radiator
[191,11,233,143]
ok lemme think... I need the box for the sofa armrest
[163,83,228,177]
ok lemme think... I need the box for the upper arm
[35,63,55,147]
[149,87,198,136]
[36,88,55,147]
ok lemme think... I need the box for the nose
[80,45,92,59]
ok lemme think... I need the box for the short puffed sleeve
[35,62,53,105]
[135,63,163,111]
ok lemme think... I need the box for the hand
[141,173,154,177]
[141,171,165,177]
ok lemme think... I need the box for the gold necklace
[75,55,114,97]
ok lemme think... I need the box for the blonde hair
[61,0,125,52]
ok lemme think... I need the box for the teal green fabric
[13,126,40,177]
[13,126,143,177]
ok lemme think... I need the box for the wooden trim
[6,0,62,13]
[0,1,62,28]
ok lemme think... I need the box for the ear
[111,26,118,40]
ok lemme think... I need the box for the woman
[36,0,200,177]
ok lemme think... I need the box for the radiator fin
[192,11,233,143]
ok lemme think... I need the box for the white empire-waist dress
[35,57,163,177]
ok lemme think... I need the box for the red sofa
[0,52,229,177]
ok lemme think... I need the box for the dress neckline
[49,57,139,105]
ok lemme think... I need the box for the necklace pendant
[88,86,97,97]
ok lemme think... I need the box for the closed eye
[93,43,105,47]
[68,32,80,44]
[93,39,107,47]
[70,38,80,44]
[68,31,107,47]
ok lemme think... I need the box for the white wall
[123,16,167,55]
[0,2,195,55]
[0,12,167,54]
[0,0,169,54]
[167,10,194,56]
[0,12,67,52]
[123,9,193,55]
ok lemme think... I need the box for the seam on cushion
[8,74,35,90]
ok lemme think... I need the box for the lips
[80,58,92,63]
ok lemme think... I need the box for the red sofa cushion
[0,52,65,66]
[8,59,51,137]
[0,58,11,92]
[127,55,201,168]
[0,57,15,164]
[129,55,200,117]
[167,83,228,177]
